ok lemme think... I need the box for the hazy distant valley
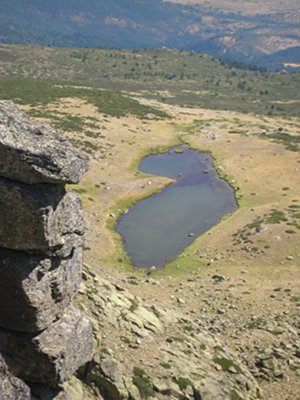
[0,0,299,70]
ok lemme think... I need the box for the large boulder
[84,353,130,400]
[0,353,31,400]
[0,178,84,256]
[0,100,88,184]
[0,306,93,384]
[0,247,82,332]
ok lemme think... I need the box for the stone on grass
[0,247,82,332]
[0,306,93,384]
[0,100,88,184]
[0,179,84,256]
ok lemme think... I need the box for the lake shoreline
[115,146,237,268]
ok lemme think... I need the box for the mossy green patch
[160,362,172,369]
[245,318,267,330]
[213,357,243,374]
[166,336,185,343]
[72,187,88,194]
[285,229,296,234]
[0,75,169,119]
[290,296,300,303]
[172,376,192,391]
[132,367,155,398]
[260,131,300,152]
[266,209,287,224]
[231,389,244,400]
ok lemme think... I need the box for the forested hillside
[0,45,299,117]
[0,0,299,70]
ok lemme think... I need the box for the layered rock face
[0,101,92,394]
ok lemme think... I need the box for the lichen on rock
[0,100,88,184]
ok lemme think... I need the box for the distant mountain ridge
[0,0,299,70]
[166,0,300,16]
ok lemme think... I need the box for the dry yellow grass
[21,96,300,399]
[24,97,300,275]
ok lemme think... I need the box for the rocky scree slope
[75,262,300,400]
[75,265,262,400]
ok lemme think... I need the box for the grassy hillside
[0,45,299,118]
[0,40,299,400]
[0,75,168,119]
[0,0,299,69]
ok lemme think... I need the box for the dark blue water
[116,147,237,267]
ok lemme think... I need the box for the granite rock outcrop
[0,101,88,184]
[0,100,92,396]
[0,354,31,400]
[0,247,83,332]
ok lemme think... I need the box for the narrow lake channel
[116,147,237,268]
